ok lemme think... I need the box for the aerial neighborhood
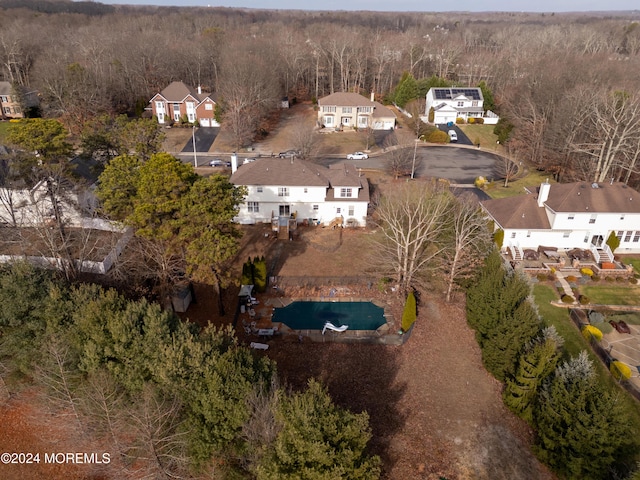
[1,2,640,480]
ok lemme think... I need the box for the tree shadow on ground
[266,340,407,476]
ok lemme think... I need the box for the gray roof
[230,159,369,203]
[230,158,329,187]
[481,181,640,229]
[318,92,375,107]
[372,102,396,119]
[155,81,212,103]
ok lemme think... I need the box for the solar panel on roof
[434,89,448,99]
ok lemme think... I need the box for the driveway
[439,124,473,146]
[181,127,220,153]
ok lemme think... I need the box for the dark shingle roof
[481,193,550,229]
[318,92,375,107]
[230,158,329,187]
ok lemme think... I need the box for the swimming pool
[272,300,386,331]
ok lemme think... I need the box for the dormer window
[340,187,353,198]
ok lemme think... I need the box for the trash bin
[240,305,245,314]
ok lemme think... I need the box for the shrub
[428,107,434,123]
[475,117,484,124]
[566,275,578,283]
[610,361,632,381]
[588,311,605,324]
[605,276,615,282]
[401,291,417,332]
[615,276,626,282]
[423,129,448,143]
[474,176,486,189]
[537,274,548,282]
[580,267,594,277]
[606,231,620,253]
[547,273,556,281]
[455,117,465,124]
[630,277,638,285]
[579,295,590,305]
[582,324,603,341]
[493,228,504,249]
[561,294,574,304]
[591,275,601,282]
[468,117,475,124]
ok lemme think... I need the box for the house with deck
[229,156,369,228]
[480,181,640,262]
[317,92,396,130]
[149,81,219,127]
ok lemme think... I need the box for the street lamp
[192,125,198,168]
[411,138,419,179]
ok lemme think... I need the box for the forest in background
[2,1,640,185]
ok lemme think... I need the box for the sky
[95,0,640,13]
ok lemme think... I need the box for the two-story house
[0,81,39,119]
[149,81,219,127]
[317,92,396,130]
[229,157,369,227]
[481,181,640,262]
[425,87,487,125]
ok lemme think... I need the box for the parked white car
[448,130,458,142]
[346,151,369,160]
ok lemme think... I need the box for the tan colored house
[317,92,396,130]
[149,81,219,127]
[0,81,38,119]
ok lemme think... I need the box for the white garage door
[200,118,210,127]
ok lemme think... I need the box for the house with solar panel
[480,180,640,262]
[425,87,498,125]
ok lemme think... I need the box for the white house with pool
[230,157,369,227]
[480,180,640,262]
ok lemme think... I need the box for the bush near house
[401,291,417,332]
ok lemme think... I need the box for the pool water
[272,301,386,331]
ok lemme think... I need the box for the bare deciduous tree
[369,181,453,293]
[442,195,492,302]
[386,146,415,180]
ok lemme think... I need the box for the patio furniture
[250,342,269,350]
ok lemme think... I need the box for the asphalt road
[316,145,500,184]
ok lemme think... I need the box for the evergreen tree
[393,72,418,108]
[255,379,380,480]
[465,248,505,331]
[534,352,637,480]
[477,80,495,112]
[503,327,563,423]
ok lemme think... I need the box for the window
[336,207,341,214]
[618,230,624,237]
[457,101,464,107]
[3,107,10,115]
[313,205,319,212]
[526,231,531,238]
[279,205,290,216]
[348,206,354,216]
[589,214,596,224]
[357,106,371,113]
[584,234,589,243]
[339,188,353,198]
[342,107,352,113]
[567,214,575,220]
[257,187,263,193]
[0,96,8,102]
[13,106,20,114]
[625,231,632,242]
[322,106,336,113]
[247,202,259,213]
[620,214,626,220]
[358,116,368,127]
[205,103,213,110]
[563,232,570,238]
[472,100,478,107]
[304,188,308,193]
[510,232,516,239]
[155,101,164,110]
[341,117,351,125]
[323,115,334,126]
[634,231,640,243]
[278,187,289,197]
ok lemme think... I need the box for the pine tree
[503,330,562,423]
[534,352,637,479]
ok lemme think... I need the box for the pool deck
[240,296,402,345]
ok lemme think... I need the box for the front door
[591,235,603,247]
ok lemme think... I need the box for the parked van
[448,130,458,142]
